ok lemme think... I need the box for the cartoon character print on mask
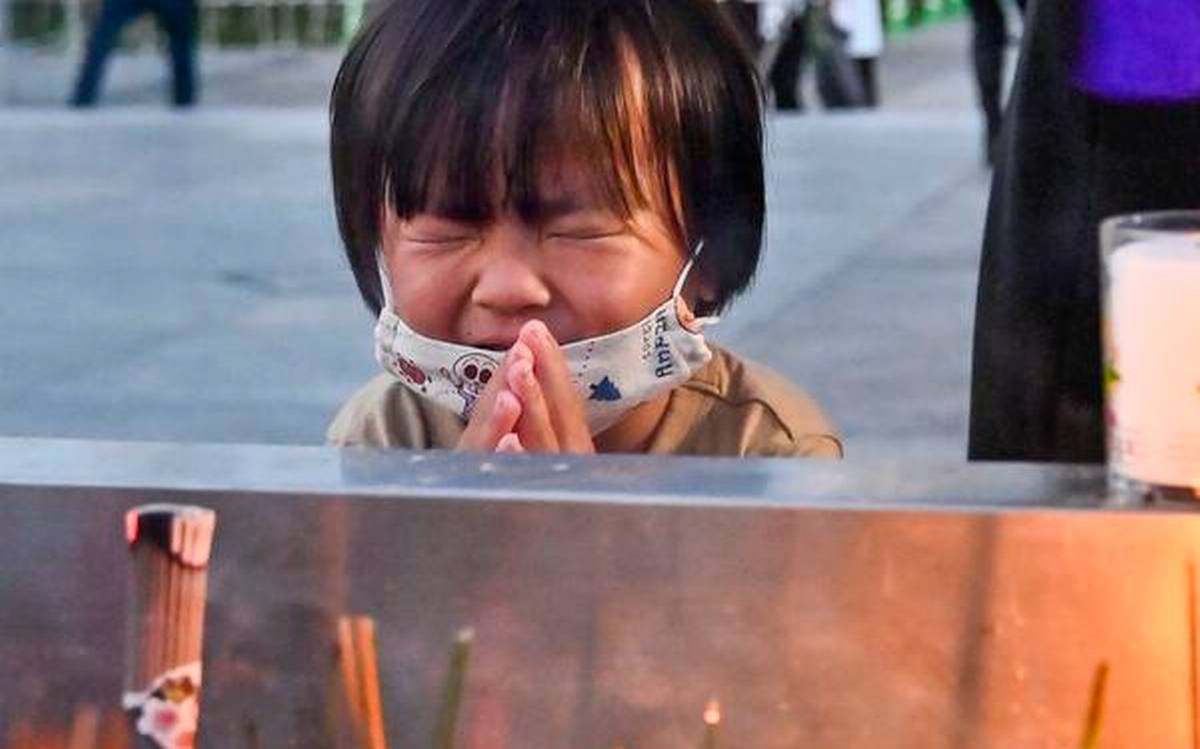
[574,341,623,403]
[383,352,428,392]
[440,353,498,418]
[588,376,622,402]
[374,242,715,435]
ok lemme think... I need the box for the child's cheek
[388,259,472,339]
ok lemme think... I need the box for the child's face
[380,158,696,348]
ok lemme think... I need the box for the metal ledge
[5,438,1195,748]
[0,437,1110,512]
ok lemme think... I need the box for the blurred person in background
[970,0,1200,461]
[70,0,197,106]
[967,0,1025,164]
[833,0,884,107]
[763,0,875,110]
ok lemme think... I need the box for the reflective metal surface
[0,437,1107,510]
[1,438,1194,747]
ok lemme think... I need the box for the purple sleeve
[1074,0,1200,102]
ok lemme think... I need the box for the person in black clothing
[767,1,866,111]
[966,0,1025,163]
[768,7,809,110]
[969,0,1200,462]
[70,0,197,107]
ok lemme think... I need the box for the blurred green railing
[883,0,968,33]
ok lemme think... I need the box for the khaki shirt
[327,346,842,458]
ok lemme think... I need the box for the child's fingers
[495,433,524,453]
[488,344,531,408]
[506,357,559,452]
[455,345,530,450]
[457,389,521,451]
[519,321,594,453]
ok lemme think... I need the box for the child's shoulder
[326,374,464,449]
[667,346,843,458]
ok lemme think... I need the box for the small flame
[124,510,139,545]
[703,699,721,726]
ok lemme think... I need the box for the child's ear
[683,284,719,319]
[696,263,721,310]
[678,242,720,310]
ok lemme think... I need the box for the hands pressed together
[456,320,595,454]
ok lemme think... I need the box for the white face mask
[373,244,717,435]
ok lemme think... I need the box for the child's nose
[469,227,552,315]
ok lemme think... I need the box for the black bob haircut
[330,0,765,316]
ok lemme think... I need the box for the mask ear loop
[672,240,720,327]
[671,240,702,298]
[375,249,394,310]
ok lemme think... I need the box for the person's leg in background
[839,0,885,108]
[151,0,197,106]
[768,10,810,111]
[966,0,1008,163]
[855,57,878,107]
[70,0,143,106]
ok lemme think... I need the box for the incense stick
[336,616,366,742]
[165,526,178,683]
[190,518,214,697]
[355,618,388,749]
[5,720,35,749]
[1078,661,1109,749]
[433,627,475,749]
[67,705,100,749]
[16,725,65,749]
[122,504,216,749]
[99,710,131,749]
[334,615,389,749]
[700,698,720,749]
[1190,559,1198,749]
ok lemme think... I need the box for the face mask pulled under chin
[373,244,717,436]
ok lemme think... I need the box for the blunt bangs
[331,0,765,315]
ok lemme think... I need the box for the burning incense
[122,504,216,749]
[334,615,389,749]
[355,618,388,749]
[5,720,35,749]
[98,711,131,749]
[700,698,720,749]
[67,705,100,749]
[336,617,365,734]
[1078,662,1109,749]
[1190,559,1199,749]
[433,627,475,749]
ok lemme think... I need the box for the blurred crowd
[722,0,885,111]
[722,0,1023,163]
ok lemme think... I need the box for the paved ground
[0,18,1014,459]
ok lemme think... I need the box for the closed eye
[400,215,480,246]
[547,229,626,242]
[409,236,474,245]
